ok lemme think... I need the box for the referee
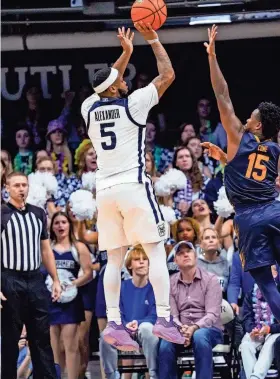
[1,172,61,379]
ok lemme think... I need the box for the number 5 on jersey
[245,153,269,182]
[100,122,116,150]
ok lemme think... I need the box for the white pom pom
[164,169,186,191]
[154,177,171,196]
[26,183,48,209]
[69,189,97,221]
[82,172,96,192]
[154,169,186,196]
[160,205,177,224]
[28,172,58,196]
[214,186,235,218]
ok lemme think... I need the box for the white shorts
[96,181,167,250]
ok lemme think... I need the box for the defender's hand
[201,142,226,162]
[134,22,158,41]
[204,25,218,56]
[117,27,134,54]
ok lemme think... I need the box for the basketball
[131,0,167,31]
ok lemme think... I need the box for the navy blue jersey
[224,132,280,207]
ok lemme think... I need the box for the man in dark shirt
[1,172,61,379]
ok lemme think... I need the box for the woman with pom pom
[172,146,210,218]
[47,212,92,379]
[66,202,99,379]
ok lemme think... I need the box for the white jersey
[81,83,159,192]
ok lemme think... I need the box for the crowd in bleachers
[1,77,280,379]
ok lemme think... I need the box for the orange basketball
[131,0,167,31]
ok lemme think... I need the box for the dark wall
[2,36,280,147]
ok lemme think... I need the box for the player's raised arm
[204,25,243,150]
[112,27,134,77]
[134,22,175,99]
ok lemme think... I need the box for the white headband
[93,68,119,94]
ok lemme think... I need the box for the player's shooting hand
[204,24,218,56]
[0,291,7,309]
[117,27,134,54]
[134,22,158,41]
[126,320,139,332]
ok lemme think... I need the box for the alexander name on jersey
[94,109,121,122]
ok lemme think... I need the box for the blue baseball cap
[174,241,195,255]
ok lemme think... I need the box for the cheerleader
[48,212,92,379]
[66,203,98,379]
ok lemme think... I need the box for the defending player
[81,24,185,350]
[204,25,280,320]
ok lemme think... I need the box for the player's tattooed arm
[151,41,175,99]
[113,27,134,77]
[204,25,243,148]
[134,22,175,99]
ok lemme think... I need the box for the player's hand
[117,27,134,54]
[230,303,240,315]
[52,280,62,302]
[134,22,158,41]
[0,291,7,309]
[201,142,226,162]
[126,320,138,332]
[204,24,218,56]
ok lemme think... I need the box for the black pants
[1,268,57,379]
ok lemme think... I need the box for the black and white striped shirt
[1,203,48,271]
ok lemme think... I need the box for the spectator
[167,217,201,274]
[227,251,255,316]
[1,149,13,175]
[13,126,34,175]
[46,119,73,174]
[178,123,196,145]
[203,170,224,219]
[66,203,97,379]
[1,158,7,203]
[19,84,49,149]
[193,97,218,144]
[17,325,33,379]
[145,151,158,182]
[158,240,223,379]
[34,149,48,165]
[100,246,159,379]
[48,211,92,379]
[1,150,12,203]
[74,139,97,179]
[185,136,213,178]
[188,199,215,232]
[240,266,280,379]
[172,147,209,217]
[66,85,93,152]
[198,228,230,294]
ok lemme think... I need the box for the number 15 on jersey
[245,153,269,182]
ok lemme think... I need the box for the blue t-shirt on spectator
[120,279,157,326]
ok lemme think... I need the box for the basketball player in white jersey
[81,23,185,350]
